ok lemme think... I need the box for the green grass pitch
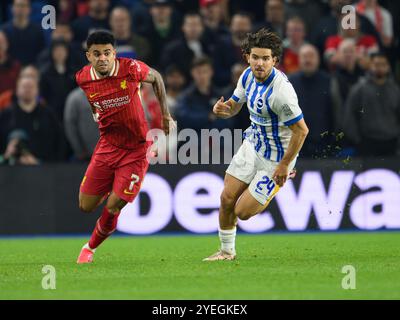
[0,232,399,299]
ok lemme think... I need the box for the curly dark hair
[86,30,115,50]
[241,28,283,62]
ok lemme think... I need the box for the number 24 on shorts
[255,176,275,196]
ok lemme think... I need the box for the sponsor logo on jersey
[92,95,131,111]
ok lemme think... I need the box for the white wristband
[93,113,99,122]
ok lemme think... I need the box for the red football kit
[76,57,151,202]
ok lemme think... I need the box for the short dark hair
[232,11,253,22]
[165,64,184,76]
[86,30,115,50]
[241,28,282,62]
[183,11,202,21]
[191,56,213,70]
[370,51,389,61]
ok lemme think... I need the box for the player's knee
[106,200,126,215]
[106,206,120,215]
[220,191,236,209]
[233,203,255,220]
[234,207,253,221]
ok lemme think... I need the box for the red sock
[88,207,120,250]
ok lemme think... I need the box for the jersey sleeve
[75,65,90,87]
[230,67,251,104]
[272,82,303,126]
[128,59,150,82]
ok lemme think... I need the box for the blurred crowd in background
[0,0,399,165]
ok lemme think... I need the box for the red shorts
[80,137,150,202]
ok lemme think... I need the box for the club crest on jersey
[256,98,264,113]
[120,79,128,90]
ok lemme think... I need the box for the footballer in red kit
[75,30,174,263]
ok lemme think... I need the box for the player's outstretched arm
[273,118,309,186]
[143,68,175,135]
[213,96,243,119]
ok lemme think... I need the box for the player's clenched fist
[213,96,231,119]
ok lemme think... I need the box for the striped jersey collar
[90,59,120,80]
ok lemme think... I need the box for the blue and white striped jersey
[230,66,304,162]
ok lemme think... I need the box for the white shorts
[226,140,296,205]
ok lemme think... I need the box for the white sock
[219,227,236,255]
[84,243,96,253]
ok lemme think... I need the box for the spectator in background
[1,0,45,66]
[199,0,230,42]
[356,0,393,48]
[289,44,336,158]
[58,0,78,24]
[281,16,307,75]
[110,6,151,62]
[257,0,286,38]
[160,12,210,82]
[0,31,20,110]
[64,87,99,161]
[227,0,267,23]
[37,23,87,71]
[130,0,161,36]
[39,39,77,123]
[331,39,364,123]
[18,64,43,104]
[72,0,110,46]
[343,52,400,157]
[324,14,379,71]
[175,57,232,133]
[330,39,365,155]
[222,62,248,131]
[311,0,381,62]
[0,129,39,165]
[142,0,182,68]
[284,0,326,38]
[213,12,252,88]
[222,62,248,98]
[164,65,186,117]
[19,64,40,82]
[0,76,66,162]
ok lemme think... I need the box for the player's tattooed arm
[143,68,175,135]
